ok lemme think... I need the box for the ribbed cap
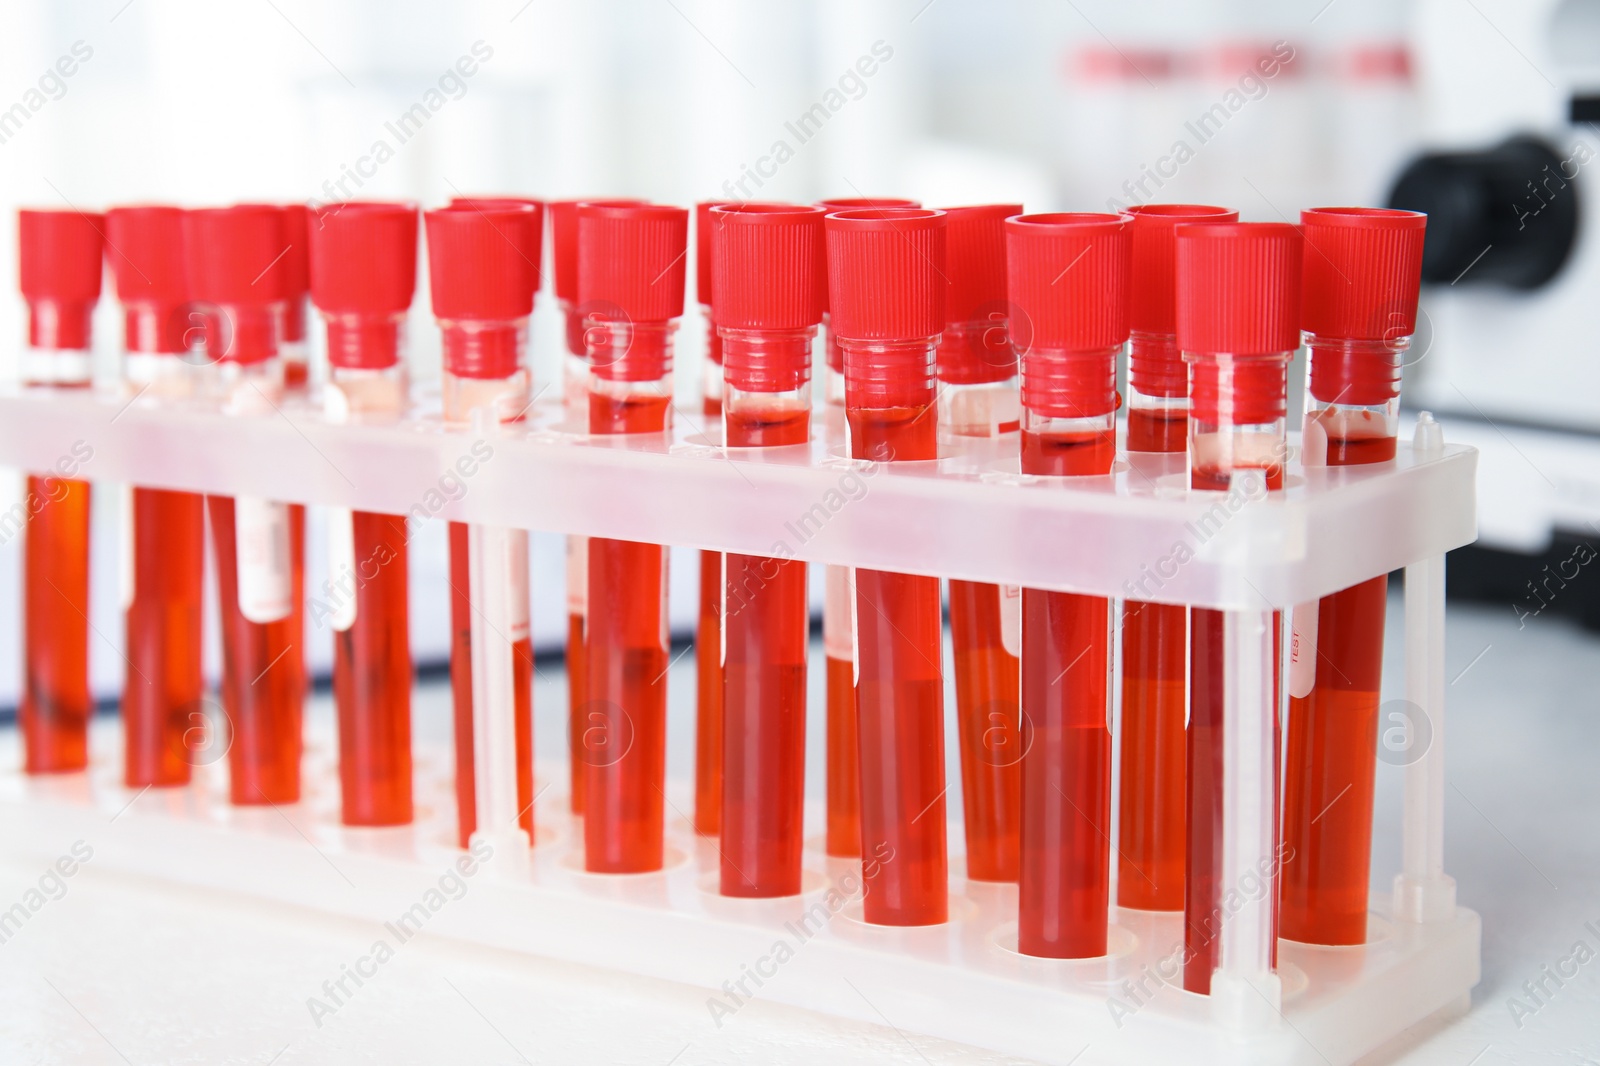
[19,208,105,302]
[19,208,105,351]
[280,204,309,297]
[1300,207,1426,340]
[310,202,419,370]
[448,197,545,293]
[1005,213,1130,353]
[105,206,186,303]
[577,202,688,324]
[182,205,290,363]
[423,204,540,320]
[824,208,946,341]
[696,200,737,306]
[943,203,1021,324]
[548,197,647,304]
[1126,204,1238,335]
[816,197,919,315]
[1176,222,1302,356]
[712,203,825,330]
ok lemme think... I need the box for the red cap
[1176,222,1302,425]
[310,201,419,369]
[712,203,826,393]
[183,205,288,363]
[696,200,737,307]
[548,197,647,305]
[19,208,105,350]
[577,203,688,323]
[424,204,539,378]
[1300,207,1426,341]
[816,197,919,318]
[1124,204,1237,398]
[448,197,545,294]
[1005,213,1129,418]
[106,205,188,354]
[938,203,1022,385]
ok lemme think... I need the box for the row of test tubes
[12,197,1424,992]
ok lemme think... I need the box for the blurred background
[0,0,1592,702]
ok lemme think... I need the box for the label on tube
[328,506,357,631]
[236,496,294,624]
[999,583,1022,658]
[566,536,588,616]
[1289,413,1328,699]
[507,529,531,643]
[824,564,853,661]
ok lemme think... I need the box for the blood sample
[106,205,206,787]
[826,206,948,924]
[1281,207,1425,945]
[547,196,644,815]
[578,202,688,873]
[937,203,1024,883]
[814,195,919,858]
[310,201,421,826]
[1006,213,1130,957]
[279,203,311,390]
[694,200,732,838]
[183,205,308,805]
[425,202,541,846]
[713,202,827,897]
[1175,222,1301,994]
[16,208,103,774]
[1116,204,1236,911]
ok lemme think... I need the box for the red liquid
[1183,460,1283,994]
[1017,427,1113,957]
[333,511,414,826]
[583,536,669,872]
[590,391,673,435]
[283,358,309,390]
[124,487,205,787]
[1117,602,1186,910]
[949,580,1020,882]
[209,497,306,805]
[721,551,809,895]
[1280,427,1396,944]
[568,611,587,814]
[695,549,723,837]
[446,522,535,847]
[22,476,92,773]
[1126,406,1187,453]
[826,654,861,857]
[849,402,946,925]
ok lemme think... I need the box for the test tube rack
[0,382,1478,1066]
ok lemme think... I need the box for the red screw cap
[448,196,545,294]
[424,203,539,379]
[1300,206,1426,340]
[578,203,689,382]
[310,201,419,369]
[712,203,826,393]
[696,200,737,308]
[815,196,919,318]
[106,205,188,354]
[1176,221,1302,425]
[1124,204,1237,398]
[19,208,105,350]
[183,204,288,363]
[549,197,647,305]
[939,203,1022,386]
[1005,212,1130,419]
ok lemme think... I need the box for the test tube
[547,196,644,816]
[694,199,732,839]
[1176,222,1302,994]
[826,206,948,925]
[106,205,206,787]
[1007,213,1129,957]
[714,202,827,897]
[183,205,308,805]
[814,194,919,859]
[578,202,688,873]
[1281,207,1425,945]
[278,203,311,390]
[424,202,541,847]
[938,203,1024,883]
[16,208,103,774]
[310,201,420,826]
[1117,203,1236,912]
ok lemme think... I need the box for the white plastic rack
[0,382,1478,1065]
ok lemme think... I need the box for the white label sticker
[507,529,531,643]
[999,584,1022,659]
[119,484,136,611]
[824,564,854,661]
[328,506,357,631]
[235,496,293,624]
[1289,601,1319,700]
[566,535,588,616]
[848,568,861,685]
